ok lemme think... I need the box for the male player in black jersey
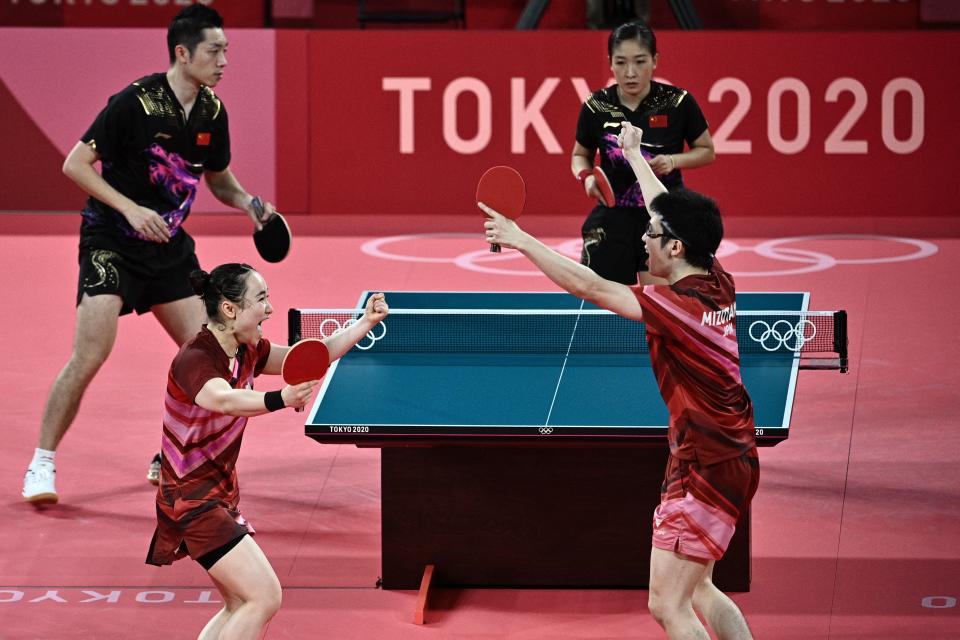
[22,5,278,505]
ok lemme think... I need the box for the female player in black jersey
[572,20,715,286]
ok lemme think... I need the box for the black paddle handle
[251,196,267,223]
[252,196,282,222]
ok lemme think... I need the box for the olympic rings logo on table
[317,317,387,351]
[748,319,817,352]
[360,234,938,277]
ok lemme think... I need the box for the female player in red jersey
[146,262,387,639]
[482,121,755,639]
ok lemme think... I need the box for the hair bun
[188,269,212,296]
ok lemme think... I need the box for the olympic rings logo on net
[748,319,817,352]
[360,233,938,277]
[317,317,387,351]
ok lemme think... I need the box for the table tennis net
[290,308,847,370]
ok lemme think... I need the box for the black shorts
[579,205,651,285]
[76,227,201,316]
[195,532,248,571]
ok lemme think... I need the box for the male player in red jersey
[480,120,756,639]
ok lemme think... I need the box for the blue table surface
[303,291,808,438]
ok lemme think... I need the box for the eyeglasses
[645,220,716,261]
[645,220,686,245]
[644,222,670,240]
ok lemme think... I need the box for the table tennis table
[291,291,846,596]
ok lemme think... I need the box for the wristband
[264,390,285,412]
[577,169,593,184]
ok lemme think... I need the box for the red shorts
[651,448,759,561]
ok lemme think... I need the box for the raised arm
[480,205,643,322]
[618,122,668,207]
[322,293,389,360]
[260,293,390,375]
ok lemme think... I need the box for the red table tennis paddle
[476,166,525,253]
[252,197,291,263]
[281,339,330,412]
[592,166,616,208]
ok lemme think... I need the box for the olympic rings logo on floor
[748,319,817,352]
[318,318,387,351]
[360,234,938,277]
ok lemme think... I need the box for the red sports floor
[1,215,958,639]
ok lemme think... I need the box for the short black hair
[649,189,723,271]
[608,20,657,58]
[167,4,224,65]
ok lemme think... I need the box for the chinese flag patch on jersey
[648,115,668,128]
[196,132,211,146]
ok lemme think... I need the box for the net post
[288,308,303,345]
[834,310,849,373]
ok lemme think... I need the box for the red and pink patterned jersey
[634,259,755,465]
[148,326,271,564]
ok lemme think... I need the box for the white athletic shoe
[146,453,161,486]
[23,464,58,505]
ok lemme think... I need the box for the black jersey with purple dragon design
[80,73,230,240]
[575,81,707,209]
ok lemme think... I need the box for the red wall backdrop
[0,29,957,221]
[0,0,263,27]
[0,28,275,214]
[273,0,924,30]
[292,30,959,220]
